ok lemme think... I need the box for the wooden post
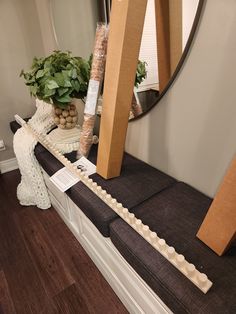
[169,0,182,75]
[155,0,183,91]
[96,0,147,179]
[154,0,171,92]
[197,156,236,256]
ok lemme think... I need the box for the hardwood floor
[0,170,128,314]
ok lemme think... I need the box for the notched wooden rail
[15,114,213,294]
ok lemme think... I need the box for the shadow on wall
[190,4,236,196]
[50,0,99,58]
[148,97,171,173]
[13,0,44,59]
[193,69,236,195]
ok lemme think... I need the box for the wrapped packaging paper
[131,90,143,118]
[77,23,109,158]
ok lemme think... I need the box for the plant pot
[53,104,78,130]
[46,103,81,153]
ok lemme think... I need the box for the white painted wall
[126,0,236,197]
[0,0,98,162]
[0,0,45,161]
[182,0,199,49]
[50,0,98,59]
[35,0,58,55]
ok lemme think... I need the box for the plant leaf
[58,87,69,96]
[54,72,65,86]
[64,79,72,88]
[44,85,56,97]
[46,79,59,90]
[71,80,80,92]
[36,69,46,79]
[55,92,71,103]
[62,70,70,79]
[30,84,38,96]
[71,68,77,79]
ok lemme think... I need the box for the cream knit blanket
[13,99,55,209]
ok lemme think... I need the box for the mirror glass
[50,0,203,120]
[132,0,202,120]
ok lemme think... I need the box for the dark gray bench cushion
[34,144,176,236]
[67,146,176,236]
[89,146,176,209]
[110,182,236,314]
[34,147,118,237]
[10,120,236,311]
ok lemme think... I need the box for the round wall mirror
[50,0,204,120]
[133,0,204,121]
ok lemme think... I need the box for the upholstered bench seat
[34,144,176,236]
[10,121,175,235]
[110,183,236,314]
[10,120,236,313]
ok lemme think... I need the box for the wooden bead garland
[54,104,78,129]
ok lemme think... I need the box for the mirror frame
[131,0,205,122]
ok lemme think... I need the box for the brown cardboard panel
[155,0,183,91]
[197,156,236,256]
[155,0,171,92]
[97,0,147,179]
[169,0,182,75]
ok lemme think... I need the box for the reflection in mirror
[135,0,202,120]
[50,0,203,120]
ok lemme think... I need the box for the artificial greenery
[135,60,147,88]
[99,59,147,94]
[20,50,147,108]
[20,51,90,109]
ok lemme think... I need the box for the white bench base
[42,170,172,314]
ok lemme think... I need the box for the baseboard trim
[0,157,18,174]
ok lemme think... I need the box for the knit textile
[13,99,55,209]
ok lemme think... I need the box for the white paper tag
[75,156,96,176]
[50,157,96,192]
[84,79,100,115]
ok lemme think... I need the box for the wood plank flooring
[0,170,128,314]
[0,271,16,314]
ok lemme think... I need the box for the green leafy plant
[20,51,146,108]
[134,60,147,87]
[20,51,90,109]
[135,60,147,88]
